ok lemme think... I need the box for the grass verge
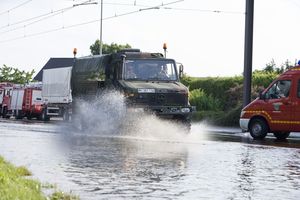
[0,156,79,200]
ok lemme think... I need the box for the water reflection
[0,120,299,200]
[60,134,189,199]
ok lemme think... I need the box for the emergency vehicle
[0,82,43,119]
[0,82,13,118]
[240,62,300,140]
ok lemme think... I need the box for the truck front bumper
[128,105,195,117]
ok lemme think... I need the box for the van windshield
[265,80,291,99]
[124,59,178,81]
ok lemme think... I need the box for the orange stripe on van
[245,110,300,125]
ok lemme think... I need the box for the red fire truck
[0,82,44,119]
[0,82,13,118]
[240,63,300,140]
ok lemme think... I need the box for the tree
[0,64,35,84]
[90,40,131,55]
[263,59,276,73]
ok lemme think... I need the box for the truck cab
[72,49,194,126]
[0,82,13,118]
[240,64,300,139]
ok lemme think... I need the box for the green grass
[0,156,79,200]
[0,156,45,200]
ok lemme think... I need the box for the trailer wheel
[273,132,290,140]
[249,118,268,139]
[63,110,70,121]
[40,109,50,121]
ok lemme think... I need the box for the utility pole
[243,0,254,107]
[99,0,103,55]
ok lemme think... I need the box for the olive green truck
[43,49,195,127]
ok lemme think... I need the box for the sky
[0,0,299,77]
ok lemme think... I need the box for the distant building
[34,58,74,81]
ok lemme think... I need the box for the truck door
[264,79,292,131]
[293,79,300,131]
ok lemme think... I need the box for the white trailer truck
[41,67,72,121]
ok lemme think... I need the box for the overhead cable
[0,0,34,16]
[0,0,93,30]
[0,0,184,43]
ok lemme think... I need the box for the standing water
[0,92,299,199]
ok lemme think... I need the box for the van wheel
[273,132,290,140]
[249,118,268,139]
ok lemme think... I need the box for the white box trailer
[41,67,72,120]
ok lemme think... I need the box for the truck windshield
[124,59,178,81]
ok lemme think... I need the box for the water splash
[71,90,127,134]
[70,90,208,143]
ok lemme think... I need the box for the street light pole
[99,0,103,55]
[243,0,254,107]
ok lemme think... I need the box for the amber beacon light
[163,43,167,58]
[73,48,77,57]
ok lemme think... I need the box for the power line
[0,0,184,43]
[0,0,34,16]
[162,7,245,15]
[0,0,92,30]
[0,7,74,35]
[104,2,244,15]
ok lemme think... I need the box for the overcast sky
[0,0,299,77]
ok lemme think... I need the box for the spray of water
[70,90,209,143]
[71,90,127,134]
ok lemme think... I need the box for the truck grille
[135,93,187,106]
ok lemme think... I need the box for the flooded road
[0,119,299,200]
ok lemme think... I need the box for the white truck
[41,67,72,121]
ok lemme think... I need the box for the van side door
[263,79,293,132]
[293,78,300,131]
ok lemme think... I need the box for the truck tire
[40,109,50,121]
[15,110,23,120]
[249,118,268,139]
[2,107,10,119]
[173,115,191,132]
[273,132,290,140]
[63,110,70,121]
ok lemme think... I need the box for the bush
[189,89,221,111]
[252,71,279,88]
[214,104,243,126]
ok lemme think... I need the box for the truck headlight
[124,92,135,97]
[181,108,190,113]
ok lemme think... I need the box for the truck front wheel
[273,132,290,140]
[249,118,268,139]
[2,107,10,119]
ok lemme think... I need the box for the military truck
[71,49,194,126]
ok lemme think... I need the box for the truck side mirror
[179,64,184,78]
